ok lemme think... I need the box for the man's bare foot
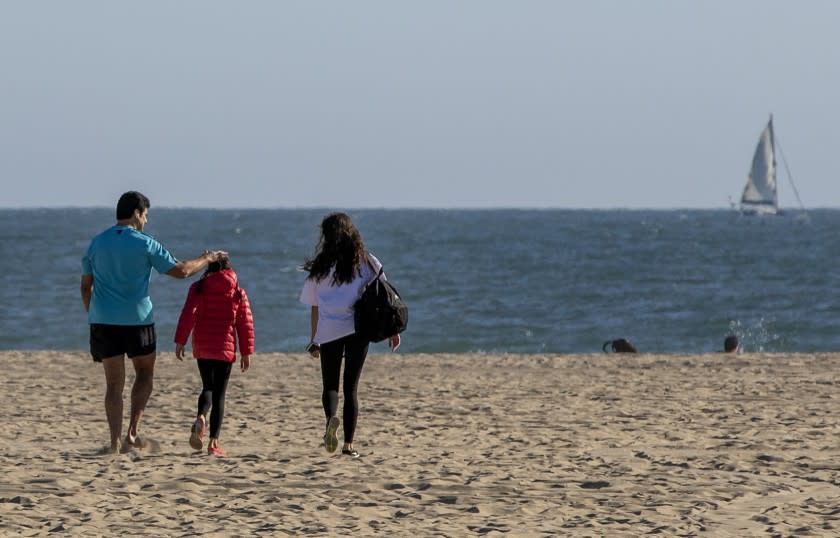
[124,432,146,450]
[97,439,121,456]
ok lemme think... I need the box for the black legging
[196,359,233,439]
[320,333,369,443]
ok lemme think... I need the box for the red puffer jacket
[174,268,255,362]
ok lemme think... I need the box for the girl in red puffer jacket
[174,256,255,456]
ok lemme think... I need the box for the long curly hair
[304,212,366,285]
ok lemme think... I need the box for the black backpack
[353,262,408,343]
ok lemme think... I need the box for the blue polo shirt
[82,225,178,325]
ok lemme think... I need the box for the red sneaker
[189,417,205,451]
[207,445,227,457]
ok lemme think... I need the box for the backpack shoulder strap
[363,252,384,285]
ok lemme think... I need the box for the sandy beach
[2,351,839,537]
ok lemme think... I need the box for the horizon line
[0,204,824,211]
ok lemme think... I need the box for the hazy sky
[2,1,839,209]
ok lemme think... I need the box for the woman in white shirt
[300,213,400,458]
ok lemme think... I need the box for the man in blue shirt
[81,191,227,454]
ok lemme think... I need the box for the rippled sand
[2,351,840,536]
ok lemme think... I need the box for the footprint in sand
[88,437,162,456]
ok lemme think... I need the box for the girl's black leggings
[196,359,233,439]
[320,333,369,443]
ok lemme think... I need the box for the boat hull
[740,204,780,216]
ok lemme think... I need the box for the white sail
[740,117,778,215]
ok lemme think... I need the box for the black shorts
[89,324,157,362]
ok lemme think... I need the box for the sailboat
[739,114,804,216]
[740,116,779,215]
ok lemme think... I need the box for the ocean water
[2,208,836,354]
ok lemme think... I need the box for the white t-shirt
[299,253,384,345]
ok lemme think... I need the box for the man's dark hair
[724,335,739,353]
[602,338,637,353]
[116,191,151,220]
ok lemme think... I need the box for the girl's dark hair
[303,212,366,285]
[196,256,241,299]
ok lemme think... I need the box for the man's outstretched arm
[165,250,228,279]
